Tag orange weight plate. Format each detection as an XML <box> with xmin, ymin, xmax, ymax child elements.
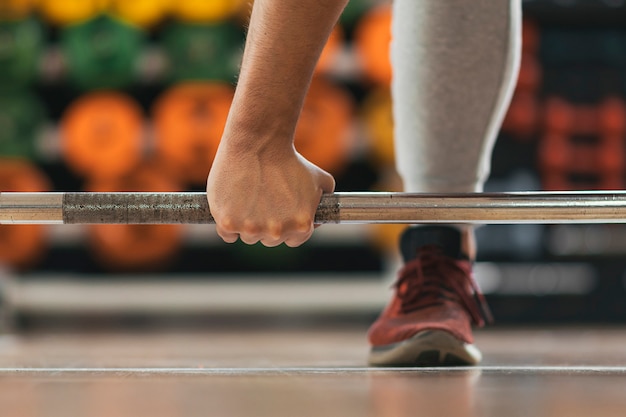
<box><xmin>501</xmin><ymin>91</ymin><xmax>539</xmax><ymax>139</ymax></box>
<box><xmin>87</xmin><ymin>163</ymin><xmax>183</xmax><ymax>271</ymax></box>
<box><xmin>598</xmin><ymin>97</ymin><xmax>626</xmax><ymax>136</ymax></box>
<box><xmin>153</xmin><ymin>82</ymin><xmax>233</xmax><ymax>186</ymax></box>
<box><xmin>516</xmin><ymin>53</ymin><xmax>542</xmax><ymax>93</ymax></box>
<box><xmin>61</xmin><ymin>92</ymin><xmax>144</xmax><ymax>180</ymax></box>
<box><xmin>354</xmin><ymin>5</ymin><xmax>391</xmax><ymax>86</ymax></box>
<box><xmin>544</xmin><ymin>97</ymin><xmax>574</xmax><ymax>135</ymax></box>
<box><xmin>538</xmin><ymin>133</ymin><xmax>569</xmax><ymax>172</ymax></box>
<box><xmin>315</xmin><ymin>25</ymin><xmax>343</xmax><ymax>75</ymax></box>
<box><xmin>522</xmin><ymin>19</ymin><xmax>540</xmax><ymax>55</ymax></box>
<box><xmin>0</xmin><ymin>158</ymin><xmax>50</xmax><ymax>270</ymax></box>
<box><xmin>545</xmin><ymin>97</ymin><xmax>626</xmax><ymax>137</ymax></box>
<box><xmin>294</xmin><ymin>77</ymin><xmax>354</xmax><ymax>175</ymax></box>
<box><xmin>596</xmin><ymin>140</ymin><xmax>624</xmax><ymax>174</ymax></box>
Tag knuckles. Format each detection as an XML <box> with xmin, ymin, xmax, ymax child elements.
<box><xmin>266</xmin><ymin>220</ymin><xmax>284</xmax><ymax>241</ymax></box>
<box><xmin>214</xmin><ymin>214</ymin><xmax>314</xmax><ymax>245</ymax></box>
<box><xmin>215</xmin><ymin>214</ymin><xmax>237</xmax><ymax>233</ymax></box>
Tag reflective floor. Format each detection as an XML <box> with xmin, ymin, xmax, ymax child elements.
<box><xmin>1</xmin><ymin>327</ymin><xmax>626</xmax><ymax>417</ymax></box>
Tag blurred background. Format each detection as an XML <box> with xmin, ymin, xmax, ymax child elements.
<box><xmin>1</xmin><ymin>0</ymin><xmax>626</xmax><ymax>332</ymax></box>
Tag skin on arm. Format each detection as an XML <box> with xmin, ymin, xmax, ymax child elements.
<box><xmin>207</xmin><ymin>0</ymin><xmax>348</xmax><ymax>247</ymax></box>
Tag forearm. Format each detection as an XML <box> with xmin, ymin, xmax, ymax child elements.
<box><xmin>224</xmin><ymin>0</ymin><xmax>348</xmax><ymax>149</ymax></box>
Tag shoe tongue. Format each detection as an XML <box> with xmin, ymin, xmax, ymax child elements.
<box><xmin>400</xmin><ymin>226</ymin><xmax>467</xmax><ymax>262</ymax></box>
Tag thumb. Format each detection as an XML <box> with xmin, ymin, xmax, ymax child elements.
<box><xmin>314</xmin><ymin>171</ymin><xmax>335</xmax><ymax>229</ymax></box>
<box><xmin>318</xmin><ymin>170</ymin><xmax>336</xmax><ymax>194</ymax></box>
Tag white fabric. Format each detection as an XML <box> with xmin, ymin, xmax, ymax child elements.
<box><xmin>391</xmin><ymin>0</ymin><xmax>522</xmax><ymax>193</ymax></box>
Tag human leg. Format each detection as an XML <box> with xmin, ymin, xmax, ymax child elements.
<box><xmin>368</xmin><ymin>0</ymin><xmax>522</xmax><ymax>366</ymax></box>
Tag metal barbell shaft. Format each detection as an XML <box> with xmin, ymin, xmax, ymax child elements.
<box><xmin>2</xmin><ymin>191</ymin><xmax>626</xmax><ymax>225</ymax></box>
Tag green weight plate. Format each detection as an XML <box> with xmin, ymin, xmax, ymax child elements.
<box><xmin>0</xmin><ymin>91</ymin><xmax>46</xmax><ymax>160</ymax></box>
<box><xmin>161</xmin><ymin>22</ymin><xmax>244</xmax><ymax>83</ymax></box>
<box><xmin>0</xmin><ymin>18</ymin><xmax>43</xmax><ymax>88</ymax></box>
<box><xmin>61</xmin><ymin>14</ymin><xmax>145</xmax><ymax>90</ymax></box>
<box><xmin>340</xmin><ymin>0</ymin><xmax>377</xmax><ymax>32</ymax></box>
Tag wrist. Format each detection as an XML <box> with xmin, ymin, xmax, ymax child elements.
<box><xmin>221</xmin><ymin>101</ymin><xmax>299</xmax><ymax>153</ymax></box>
<box><xmin>219</xmin><ymin>120</ymin><xmax>295</xmax><ymax>159</ymax></box>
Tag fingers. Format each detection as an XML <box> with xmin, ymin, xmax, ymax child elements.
<box><xmin>214</xmin><ymin>217</ymin><xmax>240</xmax><ymax>243</ymax></box>
<box><xmin>218</xmin><ymin>231</ymin><xmax>240</xmax><ymax>244</ymax></box>
<box><xmin>214</xmin><ymin>214</ymin><xmax>315</xmax><ymax>248</ymax></box>
<box><xmin>284</xmin><ymin>220</ymin><xmax>314</xmax><ymax>247</ymax></box>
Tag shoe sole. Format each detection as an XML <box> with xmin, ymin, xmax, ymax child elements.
<box><xmin>368</xmin><ymin>330</ymin><xmax>482</xmax><ymax>367</ymax></box>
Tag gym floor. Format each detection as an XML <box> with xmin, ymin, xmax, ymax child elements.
<box><xmin>1</xmin><ymin>327</ymin><xmax>626</xmax><ymax>417</ymax></box>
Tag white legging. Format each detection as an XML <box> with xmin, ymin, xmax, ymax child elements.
<box><xmin>392</xmin><ymin>0</ymin><xmax>522</xmax><ymax>193</ymax></box>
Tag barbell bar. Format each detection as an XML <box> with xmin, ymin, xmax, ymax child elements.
<box><xmin>2</xmin><ymin>191</ymin><xmax>626</xmax><ymax>225</ymax></box>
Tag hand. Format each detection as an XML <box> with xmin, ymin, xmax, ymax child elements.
<box><xmin>207</xmin><ymin>141</ymin><xmax>335</xmax><ymax>247</ymax></box>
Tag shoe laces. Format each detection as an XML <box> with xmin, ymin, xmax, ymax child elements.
<box><xmin>394</xmin><ymin>245</ymin><xmax>493</xmax><ymax>326</ymax></box>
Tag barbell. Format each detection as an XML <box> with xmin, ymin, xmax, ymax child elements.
<box><xmin>2</xmin><ymin>191</ymin><xmax>626</xmax><ymax>225</ymax></box>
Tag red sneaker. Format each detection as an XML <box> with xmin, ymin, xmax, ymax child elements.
<box><xmin>368</xmin><ymin>226</ymin><xmax>492</xmax><ymax>366</ymax></box>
